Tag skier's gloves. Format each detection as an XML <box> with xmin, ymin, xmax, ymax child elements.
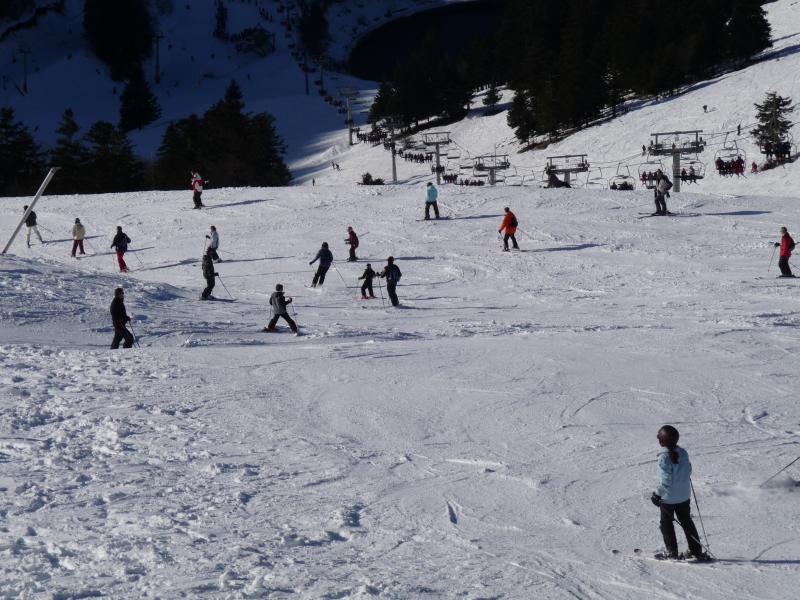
<box><xmin>650</xmin><ymin>493</ymin><xmax>661</xmax><ymax>507</ymax></box>
<box><xmin>775</xmin><ymin>243</ymin><xmax>781</xmax><ymax>247</ymax></box>
<box><xmin>206</xmin><ymin>235</ymin><xmax>210</xmax><ymax>239</ymax></box>
<box><xmin>215</xmin><ymin>272</ymin><xmax>219</xmax><ymax>276</ymax></box>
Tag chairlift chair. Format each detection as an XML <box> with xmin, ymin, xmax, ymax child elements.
<box><xmin>637</xmin><ymin>160</ymin><xmax>664</xmax><ymax>189</ymax></box>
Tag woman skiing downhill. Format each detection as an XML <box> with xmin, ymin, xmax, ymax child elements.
<box><xmin>651</xmin><ymin>425</ymin><xmax>709</xmax><ymax>560</ymax></box>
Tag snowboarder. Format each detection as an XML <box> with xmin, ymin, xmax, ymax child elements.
<box><xmin>651</xmin><ymin>425</ymin><xmax>708</xmax><ymax>560</ymax></box>
<box><xmin>358</xmin><ymin>263</ymin><xmax>377</xmax><ymax>299</ymax></box>
<box><xmin>110</xmin><ymin>287</ymin><xmax>134</xmax><ymax>349</ymax></box>
<box><xmin>191</xmin><ymin>170</ymin><xmax>204</xmax><ymax>208</ymax></box>
<box><xmin>111</xmin><ymin>226</ymin><xmax>131</xmax><ymax>272</ymax></box>
<box><xmin>424</xmin><ymin>182</ymin><xmax>440</xmax><ymax>220</ymax></box>
<box><xmin>654</xmin><ymin>170</ymin><xmax>672</xmax><ymax>215</ymax></box>
<box><xmin>23</xmin><ymin>205</ymin><xmax>44</xmax><ymax>247</ymax></box>
<box><xmin>498</xmin><ymin>207</ymin><xmax>519</xmax><ymax>251</ymax></box>
<box><xmin>200</xmin><ymin>251</ymin><xmax>218</xmax><ymax>299</ymax></box>
<box><xmin>345</xmin><ymin>226</ymin><xmax>359</xmax><ymax>262</ymax></box>
<box><xmin>71</xmin><ymin>218</ymin><xmax>86</xmax><ymax>257</ymax></box>
<box><xmin>378</xmin><ymin>256</ymin><xmax>402</xmax><ymax>306</ymax></box>
<box><xmin>775</xmin><ymin>226</ymin><xmax>796</xmax><ymax>277</ymax></box>
<box><xmin>264</xmin><ymin>284</ymin><xmax>298</xmax><ymax>333</ymax></box>
<box><xmin>206</xmin><ymin>225</ymin><xmax>221</xmax><ymax>262</ymax></box>
<box><xmin>309</xmin><ymin>242</ymin><xmax>333</xmax><ymax>287</ymax></box>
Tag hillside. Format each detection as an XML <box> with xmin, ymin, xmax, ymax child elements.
<box><xmin>2</xmin><ymin>182</ymin><xmax>800</xmax><ymax>597</ymax></box>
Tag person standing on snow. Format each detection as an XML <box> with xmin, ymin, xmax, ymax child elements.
<box><xmin>206</xmin><ymin>225</ymin><xmax>221</xmax><ymax>262</ymax></box>
<box><xmin>498</xmin><ymin>207</ymin><xmax>520</xmax><ymax>251</ymax></box>
<box><xmin>345</xmin><ymin>226</ymin><xmax>359</xmax><ymax>262</ymax></box>
<box><xmin>424</xmin><ymin>182</ymin><xmax>440</xmax><ymax>220</ymax></box>
<box><xmin>264</xmin><ymin>284</ymin><xmax>298</xmax><ymax>333</ymax></box>
<box><xmin>654</xmin><ymin>170</ymin><xmax>672</xmax><ymax>215</ymax></box>
<box><xmin>23</xmin><ymin>205</ymin><xmax>44</xmax><ymax>247</ymax></box>
<box><xmin>309</xmin><ymin>242</ymin><xmax>333</xmax><ymax>287</ymax></box>
<box><xmin>71</xmin><ymin>218</ymin><xmax>86</xmax><ymax>257</ymax></box>
<box><xmin>775</xmin><ymin>226</ymin><xmax>796</xmax><ymax>278</ymax></box>
<box><xmin>111</xmin><ymin>226</ymin><xmax>131</xmax><ymax>272</ymax></box>
<box><xmin>200</xmin><ymin>251</ymin><xmax>218</xmax><ymax>299</ymax></box>
<box><xmin>378</xmin><ymin>256</ymin><xmax>402</xmax><ymax>306</ymax></box>
<box><xmin>651</xmin><ymin>425</ymin><xmax>709</xmax><ymax>560</ymax></box>
<box><xmin>358</xmin><ymin>263</ymin><xmax>376</xmax><ymax>299</ymax></box>
<box><xmin>110</xmin><ymin>287</ymin><xmax>134</xmax><ymax>349</ymax></box>
<box><xmin>191</xmin><ymin>170</ymin><xmax>204</xmax><ymax>209</ymax></box>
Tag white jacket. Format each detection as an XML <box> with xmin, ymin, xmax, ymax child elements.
<box><xmin>209</xmin><ymin>230</ymin><xmax>219</xmax><ymax>249</ymax></box>
<box><xmin>72</xmin><ymin>223</ymin><xmax>86</xmax><ymax>240</ymax></box>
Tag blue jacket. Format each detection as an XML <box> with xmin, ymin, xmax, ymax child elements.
<box><xmin>655</xmin><ymin>447</ymin><xmax>692</xmax><ymax>504</ymax></box>
<box><xmin>426</xmin><ymin>186</ymin><xmax>438</xmax><ymax>203</ymax></box>
<box><xmin>311</xmin><ymin>248</ymin><xmax>333</xmax><ymax>268</ymax></box>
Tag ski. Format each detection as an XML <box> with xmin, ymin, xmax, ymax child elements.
<box><xmin>621</xmin><ymin>548</ymin><xmax>714</xmax><ymax>563</ymax></box>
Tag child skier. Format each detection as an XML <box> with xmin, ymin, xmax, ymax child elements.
<box><xmin>345</xmin><ymin>226</ymin><xmax>359</xmax><ymax>262</ymax></box>
<box><xmin>200</xmin><ymin>251</ymin><xmax>218</xmax><ymax>299</ymax></box>
<box><xmin>191</xmin><ymin>170</ymin><xmax>204</xmax><ymax>209</ymax></box>
<box><xmin>651</xmin><ymin>425</ymin><xmax>709</xmax><ymax>560</ymax></box>
<box><xmin>358</xmin><ymin>263</ymin><xmax>376</xmax><ymax>299</ymax></box>
<box><xmin>264</xmin><ymin>284</ymin><xmax>298</xmax><ymax>333</ymax></box>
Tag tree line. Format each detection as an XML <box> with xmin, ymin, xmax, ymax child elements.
<box><xmin>367</xmin><ymin>0</ymin><xmax>772</xmax><ymax>143</ymax></box>
<box><xmin>0</xmin><ymin>81</ymin><xmax>291</xmax><ymax>197</ymax></box>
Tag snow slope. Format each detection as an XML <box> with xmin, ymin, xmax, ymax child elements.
<box><xmin>2</xmin><ymin>183</ymin><xmax>800</xmax><ymax>598</ymax></box>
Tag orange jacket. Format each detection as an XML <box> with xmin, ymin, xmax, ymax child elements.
<box><xmin>499</xmin><ymin>211</ymin><xmax>517</xmax><ymax>234</ymax></box>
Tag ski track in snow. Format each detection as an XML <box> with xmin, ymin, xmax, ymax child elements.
<box><xmin>2</xmin><ymin>183</ymin><xmax>800</xmax><ymax>598</ymax></box>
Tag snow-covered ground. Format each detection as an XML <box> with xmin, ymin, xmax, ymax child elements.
<box><xmin>2</xmin><ymin>183</ymin><xmax>800</xmax><ymax>598</ymax></box>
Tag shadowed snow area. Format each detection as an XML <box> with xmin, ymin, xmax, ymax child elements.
<box><xmin>1</xmin><ymin>185</ymin><xmax>800</xmax><ymax>598</ymax></box>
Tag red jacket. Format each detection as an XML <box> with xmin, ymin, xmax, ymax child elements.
<box><xmin>346</xmin><ymin>230</ymin><xmax>359</xmax><ymax>247</ymax></box>
<box><xmin>191</xmin><ymin>173</ymin><xmax>203</xmax><ymax>192</ymax></box>
<box><xmin>499</xmin><ymin>211</ymin><xmax>517</xmax><ymax>235</ymax></box>
<box><xmin>780</xmin><ymin>233</ymin><xmax>794</xmax><ymax>258</ymax></box>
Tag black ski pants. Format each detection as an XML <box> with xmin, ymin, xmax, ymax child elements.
<box><xmin>193</xmin><ymin>191</ymin><xmax>203</xmax><ymax>208</ymax></box>
<box><xmin>654</xmin><ymin>192</ymin><xmax>667</xmax><ymax>215</ymax></box>
<box><xmin>312</xmin><ymin>265</ymin><xmax>329</xmax><ymax>286</ymax></box>
<box><xmin>659</xmin><ymin>500</ymin><xmax>703</xmax><ymax>556</ymax></box>
<box><xmin>348</xmin><ymin>245</ymin><xmax>357</xmax><ymax>261</ymax></box>
<box><xmin>207</xmin><ymin>248</ymin><xmax>220</xmax><ymax>261</ymax></box>
<box><xmin>202</xmin><ymin>276</ymin><xmax>215</xmax><ymax>299</ymax></box>
<box><xmin>778</xmin><ymin>257</ymin><xmax>793</xmax><ymax>277</ymax></box>
<box><xmin>503</xmin><ymin>233</ymin><xmax>519</xmax><ymax>250</ymax></box>
<box><xmin>111</xmin><ymin>326</ymin><xmax>134</xmax><ymax>349</ymax></box>
<box><xmin>425</xmin><ymin>202</ymin><xmax>439</xmax><ymax>220</ymax></box>
<box><xmin>267</xmin><ymin>313</ymin><xmax>297</xmax><ymax>332</ymax></box>
<box><xmin>361</xmin><ymin>280</ymin><xmax>374</xmax><ymax>297</ymax></box>
<box><xmin>387</xmin><ymin>282</ymin><xmax>399</xmax><ymax>306</ymax></box>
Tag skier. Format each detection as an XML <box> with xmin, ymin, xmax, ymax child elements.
<box><xmin>191</xmin><ymin>169</ymin><xmax>204</xmax><ymax>209</ymax></box>
<box><xmin>23</xmin><ymin>205</ymin><xmax>44</xmax><ymax>247</ymax></box>
<box><xmin>651</xmin><ymin>425</ymin><xmax>709</xmax><ymax>560</ymax></box>
<box><xmin>378</xmin><ymin>256</ymin><xmax>402</xmax><ymax>306</ymax></box>
<box><xmin>200</xmin><ymin>251</ymin><xmax>218</xmax><ymax>299</ymax></box>
<box><xmin>358</xmin><ymin>263</ymin><xmax>377</xmax><ymax>299</ymax></box>
<box><xmin>653</xmin><ymin>170</ymin><xmax>672</xmax><ymax>215</ymax></box>
<box><xmin>264</xmin><ymin>284</ymin><xmax>298</xmax><ymax>333</ymax></box>
<box><xmin>110</xmin><ymin>287</ymin><xmax>134</xmax><ymax>349</ymax></box>
<box><xmin>424</xmin><ymin>182</ymin><xmax>440</xmax><ymax>220</ymax></box>
<box><xmin>498</xmin><ymin>207</ymin><xmax>519</xmax><ymax>251</ymax></box>
<box><xmin>345</xmin><ymin>226</ymin><xmax>359</xmax><ymax>262</ymax></box>
<box><xmin>309</xmin><ymin>242</ymin><xmax>333</xmax><ymax>287</ymax></box>
<box><xmin>111</xmin><ymin>226</ymin><xmax>131</xmax><ymax>272</ymax></box>
<box><xmin>206</xmin><ymin>225</ymin><xmax>221</xmax><ymax>262</ymax></box>
<box><xmin>71</xmin><ymin>218</ymin><xmax>86</xmax><ymax>257</ymax></box>
<box><xmin>774</xmin><ymin>226</ymin><xmax>796</xmax><ymax>278</ymax></box>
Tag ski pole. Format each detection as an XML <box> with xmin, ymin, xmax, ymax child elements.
<box><xmin>128</xmin><ymin>322</ymin><xmax>141</xmax><ymax>348</ymax></box>
<box><xmin>690</xmin><ymin>479</ymin><xmax>711</xmax><ymax>553</ymax></box>
<box><xmin>760</xmin><ymin>455</ymin><xmax>800</xmax><ymax>487</ymax></box>
<box><xmin>768</xmin><ymin>245</ymin><xmax>777</xmax><ymax>272</ymax></box>
<box><xmin>377</xmin><ymin>275</ymin><xmax>386</xmax><ymax>308</ymax></box>
<box><xmin>331</xmin><ymin>263</ymin><xmax>350</xmax><ymax>291</ymax></box>
<box><xmin>133</xmin><ymin>249</ymin><xmax>145</xmax><ymax>268</ymax></box>
<box><xmin>217</xmin><ymin>274</ymin><xmax>233</xmax><ymax>299</ymax></box>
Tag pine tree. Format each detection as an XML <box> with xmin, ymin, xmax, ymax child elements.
<box><xmin>507</xmin><ymin>90</ymin><xmax>537</xmax><ymax>145</ymax></box>
<box><xmin>483</xmin><ymin>83</ymin><xmax>501</xmax><ymax>110</ymax></box>
<box><xmin>50</xmin><ymin>108</ymin><xmax>89</xmax><ymax>194</ymax></box>
<box><xmin>84</xmin><ymin>0</ymin><xmax>155</xmax><ymax>81</ymax></box>
<box><xmin>214</xmin><ymin>0</ymin><xmax>228</xmax><ymax>41</ymax></box>
<box><xmin>726</xmin><ymin>0</ymin><xmax>771</xmax><ymax>62</ymax></box>
<box><xmin>0</xmin><ymin>107</ymin><xmax>44</xmax><ymax>196</ymax></box>
<box><xmin>119</xmin><ymin>67</ymin><xmax>161</xmax><ymax>132</ymax></box>
<box><xmin>751</xmin><ymin>92</ymin><xmax>794</xmax><ymax>155</ymax></box>
<box><xmin>83</xmin><ymin>121</ymin><xmax>145</xmax><ymax>193</ymax></box>
<box><xmin>153</xmin><ymin>115</ymin><xmax>201</xmax><ymax>189</ymax></box>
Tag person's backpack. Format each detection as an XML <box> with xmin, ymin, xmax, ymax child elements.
<box><xmin>664</xmin><ymin>178</ymin><xmax>673</xmax><ymax>191</ymax></box>
<box><xmin>509</xmin><ymin>214</ymin><xmax>518</xmax><ymax>228</ymax></box>
<box><xmin>790</xmin><ymin>238</ymin><xmax>796</xmax><ymax>251</ymax></box>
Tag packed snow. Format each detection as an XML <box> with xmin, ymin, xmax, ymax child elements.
<box><xmin>2</xmin><ymin>183</ymin><xmax>800</xmax><ymax>598</ymax></box>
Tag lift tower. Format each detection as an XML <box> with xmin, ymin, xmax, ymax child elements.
<box><xmin>647</xmin><ymin>131</ymin><xmax>705</xmax><ymax>193</ymax></box>
<box><xmin>545</xmin><ymin>154</ymin><xmax>589</xmax><ymax>186</ymax></box>
<box><xmin>473</xmin><ymin>154</ymin><xmax>511</xmax><ymax>186</ymax></box>
<box><xmin>423</xmin><ymin>132</ymin><xmax>451</xmax><ymax>185</ymax></box>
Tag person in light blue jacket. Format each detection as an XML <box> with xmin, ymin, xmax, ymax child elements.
<box><xmin>651</xmin><ymin>425</ymin><xmax>708</xmax><ymax>560</ymax></box>
<box><xmin>424</xmin><ymin>182</ymin><xmax>439</xmax><ymax>220</ymax></box>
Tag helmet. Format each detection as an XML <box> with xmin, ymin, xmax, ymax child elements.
<box><xmin>322</xmin><ymin>242</ymin><xmax>329</xmax><ymax>249</ymax></box>
<box><xmin>276</xmin><ymin>283</ymin><xmax>283</xmax><ymax>291</ymax></box>
<box><xmin>657</xmin><ymin>425</ymin><xmax>679</xmax><ymax>446</ymax></box>
<box><xmin>387</xmin><ymin>256</ymin><xmax>394</xmax><ymax>263</ymax></box>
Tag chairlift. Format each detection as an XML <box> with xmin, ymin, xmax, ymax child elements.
<box><xmin>679</xmin><ymin>159</ymin><xmax>705</xmax><ymax>183</ymax></box>
<box><xmin>637</xmin><ymin>160</ymin><xmax>664</xmax><ymax>189</ymax></box>
<box><xmin>609</xmin><ymin>165</ymin><xmax>636</xmax><ymax>190</ymax></box>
